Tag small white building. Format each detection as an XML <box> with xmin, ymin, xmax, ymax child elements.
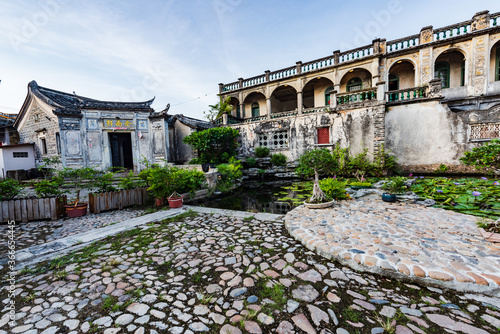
<box><xmin>0</xmin><ymin>143</ymin><xmax>35</xmax><ymax>179</ymax></box>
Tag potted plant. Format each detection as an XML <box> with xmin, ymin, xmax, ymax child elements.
<box><xmin>167</xmin><ymin>191</ymin><xmax>183</xmax><ymax>208</ymax></box>
<box><xmin>296</xmin><ymin>148</ymin><xmax>337</xmax><ymax>208</ymax></box>
<box><xmin>381</xmin><ymin>176</ymin><xmax>409</xmax><ymax>202</ymax></box>
<box><xmin>350</xmin><ymin>170</ymin><xmax>372</xmax><ymax>189</ymax></box>
<box><xmin>60</xmin><ymin>167</ymin><xmax>97</xmax><ymax>217</ymax></box>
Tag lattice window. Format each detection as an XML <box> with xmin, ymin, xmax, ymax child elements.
<box><xmin>258</xmin><ymin>131</ymin><xmax>288</xmax><ymax>149</ymax></box>
<box><xmin>317</xmin><ymin>127</ymin><xmax>330</xmax><ymax>144</ymax></box>
<box><xmin>13</xmin><ymin>152</ymin><xmax>29</xmax><ymax>158</ymax></box>
<box><xmin>470</xmin><ymin>123</ymin><xmax>500</xmax><ymax>140</ymax></box>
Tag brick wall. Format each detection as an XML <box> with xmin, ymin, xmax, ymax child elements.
<box><xmin>18</xmin><ymin>103</ymin><xmax>61</xmax><ymax>165</ymax></box>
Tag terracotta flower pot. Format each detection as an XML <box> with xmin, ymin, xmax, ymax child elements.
<box><xmin>64</xmin><ymin>203</ymin><xmax>88</xmax><ymax>218</ymax></box>
<box><xmin>155</xmin><ymin>198</ymin><xmax>164</xmax><ymax>207</ymax></box>
<box><xmin>168</xmin><ymin>196</ymin><xmax>183</xmax><ymax>208</ymax></box>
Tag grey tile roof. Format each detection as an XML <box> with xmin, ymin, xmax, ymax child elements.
<box><xmin>167</xmin><ymin>114</ymin><xmax>212</xmax><ymax>129</ymax></box>
<box><xmin>29</xmin><ymin>81</ymin><xmax>155</xmax><ymax>116</ymax></box>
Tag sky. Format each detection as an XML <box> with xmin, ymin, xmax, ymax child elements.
<box><xmin>1</xmin><ymin>0</ymin><xmax>499</xmax><ymax>120</ymax></box>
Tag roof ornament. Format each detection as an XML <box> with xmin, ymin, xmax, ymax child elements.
<box><xmin>162</xmin><ymin>103</ymin><xmax>170</xmax><ymax>114</ymax></box>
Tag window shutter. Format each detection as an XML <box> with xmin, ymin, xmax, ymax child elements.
<box><xmin>317</xmin><ymin>127</ymin><xmax>329</xmax><ymax>144</ymax></box>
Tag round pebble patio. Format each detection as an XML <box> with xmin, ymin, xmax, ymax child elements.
<box><xmin>285</xmin><ymin>198</ymin><xmax>500</xmax><ymax>296</ymax></box>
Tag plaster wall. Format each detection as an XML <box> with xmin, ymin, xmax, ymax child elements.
<box><xmin>0</xmin><ymin>146</ymin><xmax>35</xmax><ymax>173</ymax></box>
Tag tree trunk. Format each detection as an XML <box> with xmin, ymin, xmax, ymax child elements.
<box><xmin>309</xmin><ymin>170</ymin><xmax>328</xmax><ymax>203</ymax></box>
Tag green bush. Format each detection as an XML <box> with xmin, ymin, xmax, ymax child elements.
<box><xmin>460</xmin><ymin>139</ymin><xmax>500</xmax><ymax>175</ymax></box>
<box><xmin>382</xmin><ymin>176</ymin><xmax>409</xmax><ymax>194</ymax></box>
<box><xmin>297</xmin><ymin>148</ymin><xmax>337</xmax><ymax>203</ymax></box>
<box><xmin>270</xmin><ymin>153</ymin><xmax>287</xmax><ymax>166</ymax></box>
<box><xmin>0</xmin><ymin>178</ymin><xmax>22</xmax><ymax>201</ymax></box>
<box><xmin>145</xmin><ymin>165</ymin><xmax>205</xmax><ymax>200</ymax></box>
<box><xmin>94</xmin><ymin>171</ymin><xmax>117</xmax><ymax>193</ymax></box>
<box><xmin>183</xmin><ymin>127</ymin><xmax>240</xmax><ymax>164</ymax></box>
<box><xmin>59</xmin><ymin>167</ymin><xmax>98</xmax><ymax>203</ymax></box>
<box><xmin>33</xmin><ymin>176</ymin><xmax>64</xmax><ymax>198</ymax></box>
<box><xmin>319</xmin><ymin>178</ymin><xmax>349</xmax><ymax>200</ymax></box>
<box><xmin>246</xmin><ymin>157</ymin><xmax>257</xmax><ymax>168</ymax></box>
<box><xmin>119</xmin><ymin>170</ymin><xmax>144</xmax><ymax>190</ymax></box>
<box><xmin>216</xmin><ymin>158</ymin><xmax>242</xmax><ymax>193</ymax></box>
<box><xmin>255</xmin><ymin>147</ymin><xmax>270</xmax><ymax>158</ymax></box>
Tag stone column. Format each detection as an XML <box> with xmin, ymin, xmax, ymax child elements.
<box><xmin>330</xmin><ymin>90</ymin><xmax>337</xmax><ymax>109</ymax></box>
<box><xmin>265</xmin><ymin>70</ymin><xmax>271</xmax><ymax>82</ymax></box>
<box><xmin>377</xmin><ymin>81</ymin><xmax>386</xmax><ymax>101</ymax></box>
<box><xmin>266</xmin><ymin>98</ymin><xmax>272</xmax><ymax>119</ymax></box>
<box><xmin>239</xmin><ymin>103</ymin><xmax>245</xmax><ymax>118</ymax></box>
<box><xmin>296</xmin><ymin>61</ymin><xmax>303</xmax><ymax>75</ymax></box>
<box><xmin>222</xmin><ymin>113</ymin><xmax>228</xmax><ymax>125</ymax></box>
<box><xmin>238</xmin><ymin>78</ymin><xmax>243</xmax><ymax>89</ymax></box>
<box><xmin>471</xmin><ymin>10</ymin><xmax>490</xmax><ymax>31</ymax></box>
<box><xmin>297</xmin><ymin>91</ymin><xmax>303</xmax><ymax>115</ymax></box>
<box><xmin>333</xmin><ymin>50</ymin><xmax>340</xmax><ymax>65</ymax></box>
<box><xmin>420</xmin><ymin>26</ymin><xmax>434</xmax><ymax>44</ymax></box>
<box><xmin>218</xmin><ymin>83</ymin><xmax>224</xmax><ymax>94</ymax></box>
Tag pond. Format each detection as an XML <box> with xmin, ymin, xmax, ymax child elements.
<box><xmin>193</xmin><ymin>180</ymin><xmax>312</xmax><ymax>214</ymax></box>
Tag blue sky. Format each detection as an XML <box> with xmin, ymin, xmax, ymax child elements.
<box><xmin>1</xmin><ymin>0</ymin><xmax>499</xmax><ymax>119</ymax></box>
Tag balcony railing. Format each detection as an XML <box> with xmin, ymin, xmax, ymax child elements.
<box><xmin>302</xmin><ymin>56</ymin><xmax>335</xmax><ymax>73</ymax></box>
<box><xmin>338</xmin><ymin>45</ymin><xmax>374</xmax><ymax>63</ymax></box>
<box><xmin>491</xmin><ymin>12</ymin><xmax>500</xmax><ymax>27</ymax></box>
<box><xmin>269</xmin><ymin>66</ymin><xmax>297</xmax><ymax>81</ymax></box>
<box><xmin>434</xmin><ymin>22</ymin><xmax>472</xmax><ymax>41</ymax></box>
<box><xmin>270</xmin><ymin>110</ymin><xmax>298</xmax><ymax>119</ymax></box>
<box><xmin>243</xmin><ymin>115</ymin><xmax>268</xmax><ymax>123</ymax></box>
<box><xmin>387</xmin><ymin>34</ymin><xmax>419</xmax><ymax>53</ymax></box>
<box><xmin>337</xmin><ymin>88</ymin><xmax>377</xmax><ymax>105</ymax></box>
<box><xmin>303</xmin><ymin>106</ymin><xmax>330</xmax><ymax>114</ymax></box>
<box><xmin>386</xmin><ymin>86</ymin><xmax>428</xmax><ymax>103</ymax></box>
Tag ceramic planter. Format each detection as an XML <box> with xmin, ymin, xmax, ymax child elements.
<box><xmin>168</xmin><ymin>196</ymin><xmax>183</xmax><ymax>208</ymax></box>
<box><xmin>64</xmin><ymin>203</ymin><xmax>88</xmax><ymax>218</ymax></box>
<box><xmin>382</xmin><ymin>193</ymin><xmax>397</xmax><ymax>202</ymax></box>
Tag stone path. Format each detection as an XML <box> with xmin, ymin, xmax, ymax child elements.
<box><xmin>0</xmin><ymin>209</ymin><xmax>145</xmax><ymax>256</ymax></box>
<box><xmin>1</xmin><ymin>207</ymin><xmax>499</xmax><ymax>333</ymax></box>
<box><xmin>286</xmin><ymin>199</ymin><xmax>500</xmax><ymax>296</ymax></box>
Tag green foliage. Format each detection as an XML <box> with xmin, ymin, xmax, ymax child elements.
<box><xmin>412</xmin><ymin>177</ymin><xmax>500</xmax><ymax>219</ymax></box>
<box><xmin>216</xmin><ymin>157</ymin><xmax>242</xmax><ymax>193</ymax></box>
<box><xmin>270</xmin><ymin>153</ymin><xmax>287</xmax><ymax>166</ymax></box>
<box><xmin>59</xmin><ymin>167</ymin><xmax>98</xmax><ymax>202</ymax></box>
<box><xmin>119</xmin><ymin>170</ymin><xmax>144</xmax><ymax>190</ymax></box>
<box><xmin>94</xmin><ymin>171</ymin><xmax>117</xmax><ymax>193</ymax></box>
<box><xmin>204</xmin><ymin>96</ymin><xmax>233</xmax><ymax>122</ymax></box>
<box><xmin>382</xmin><ymin>176</ymin><xmax>409</xmax><ymax>194</ymax></box>
<box><xmin>319</xmin><ymin>178</ymin><xmax>349</xmax><ymax>200</ymax></box>
<box><xmin>460</xmin><ymin>139</ymin><xmax>500</xmax><ymax>175</ymax></box>
<box><xmin>255</xmin><ymin>146</ymin><xmax>270</xmax><ymax>158</ymax></box>
<box><xmin>145</xmin><ymin>165</ymin><xmax>205</xmax><ymax>200</ymax></box>
<box><xmin>33</xmin><ymin>176</ymin><xmax>64</xmax><ymax>197</ymax></box>
<box><xmin>37</xmin><ymin>156</ymin><xmax>61</xmax><ymax>178</ymax></box>
<box><xmin>183</xmin><ymin>127</ymin><xmax>240</xmax><ymax>164</ymax></box>
<box><xmin>296</xmin><ymin>148</ymin><xmax>337</xmax><ymax>179</ymax></box>
<box><xmin>0</xmin><ymin>178</ymin><xmax>22</xmax><ymax>201</ymax></box>
<box><xmin>434</xmin><ymin>163</ymin><xmax>449</xmax><ymax>174</ymax></box>
<box><xmin>350</xmin><ymin>181</ymin><xmax>372</xmax><ymax>187</ymax></box>
<box><xmin>246</xmin><ymin>157</ymin><xmax>257</xmax><ymax>168</ymax></box>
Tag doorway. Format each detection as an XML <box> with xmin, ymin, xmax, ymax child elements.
<box><xmin>109</xmin><ymin>133</ymin><xmax>133</xmax><ymax>170</ymax></box>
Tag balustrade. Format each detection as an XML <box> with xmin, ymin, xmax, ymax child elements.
<box><xmin>243</xmin><ymin>115</ymin><xmax>268</xmax><ymax>123</ymax></box>
<box><xmin>222</xmin><ymin>82</ymin><xmax>239</xmax><ymax>92</ymax></box>
<box><xmin>302</xmin><ymin>106</ymin><xmax>329</xmax><ymax>114</ymax></box>
<box><xmin>491</xmin><ymin>13</ymin><xmax>500</xmax><ymax>27</ymax></box>
<box><xmin>338</xmin><ymin>46</ymin><xmax>374</xmax><ymax>64</ymax></box>
<box><xmin>243</xmin><ymin>75</ymin><xmax>265</xmax><ymax>88</ymax></box>
<box><xmin>301</xmin><ymin>57</ymin><xmax>335</xmax><ymax>73</ymax></box>
<box><xmin>387</xmin><ymin>35</ymin><xmax>419</xmax><ymax>53</ymax></box>
<box><xmin>386</xmin><ymin>86</ymin><xmax>427</xmax><ymax>103</ymax></box>
<box><xmin>434</xmin><ymin>24</ymin><xmax>471</xmax><ymax>41</ymax></box>
<box><xmin>337</xmin><ymin>89</ymin><xmax>377</xmax><ymax>105</ymax></box>
<box><xmin>269</xmin><ymin>67</ymin><xmax>297</xmax><ymax>81</ymax></box>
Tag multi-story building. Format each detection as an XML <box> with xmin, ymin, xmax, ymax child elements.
<box><xmin>217</xmin><ymin>10</ymin><xmax>500</xmax><ymax>172</ymax></box>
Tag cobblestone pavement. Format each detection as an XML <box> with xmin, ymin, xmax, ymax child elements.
<box><xmin>2</xmin><ymin>209</ymin><xmax>499</xmax><ymax>333</ymax></box>
<box><xmin>286</xmin><ymin>199</ymin><xmax>500</xmax><ymax>296</ymax></box>
<box><xmin>0</xmin><ymin>209</ymin><xmax>145</xmax><ymax>256</ymax></box>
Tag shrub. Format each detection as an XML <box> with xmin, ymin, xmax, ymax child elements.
<box><xmin>145</xmin><ymin>165</ymin><xmax>205</xmax><ymax>200</ymax></box>
<box><xmin>246</xmin><ymin>157</ymin><xmax>257</xmax><ymax>168</ymax></box>
<box><xmin>382</xmin><ymin>176</ymin><xmax>409</xmax><ymax>194</ymax></box>
<box><xmin>297</xmin><ymin>149</ymin><xmax>337</xmax><ymax>203</ymax></box>
<box><xmin>0</xmin><ymin>178</ymin><xmax>23</xmax><ymax>201</ymax></box>
<box><xmin>33</xmin><ymin>176</ymin><xmax>64</xmax><ymax>198</ymax></box>
<box><xmin>460</xmin><ymin>139</ymin><xmax>500</xmax><ymax>175</ymax></box>
<box><xmin>94</xmin><ymin>171</ymin><xmax>117</xmax><ymax>193</ymax></box>
<box><xmin>270</xmin><ymin>153</ymin><xmax>287</xmax><ymax>166</ymax></box>
<box><xmin>119</xmin><ymin>171</ymin><xmax>144</xmax><ymax>190</ymax></box>
<box><xmin>59</xmin><ymin>167</ymin><xmax>98</xmax><ymax>203</ymax></box>
<box><xmin>183</xmin><ymin>127</ymin><xmax>240</xmax><ymax>164</ymax></box>
<box><xmin>319</xmin><ymin>178</ymin><xmax>349</xmax><ymax>200</ymax></box>
<box><xmin>255</xmin><ymin>146</ymin><xmax>270</xmax><ymax>158</ymax></box>
<box><xmin>216</xmin><ymin>158</ymin><xmax>242</xmax><ymax>193</ymax></box>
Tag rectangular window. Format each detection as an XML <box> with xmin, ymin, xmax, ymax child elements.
<box><xmin>258</xmin><ymin>131</ymin><xmax>288</xmax><ymax>149</ymax></box>
<box><xmin>41</xmin><ymin>138</ymin><xmax>47</xmax><ymax>154</ymax></box>
<box><xmin>56</xmin><ymin>132</ymin><xmax>61</xmax><ymax>154</ymax></box>
<box><xmin>461</xmin><ymin>63</ymin><xmax>465</xmax><ymax>87</ymax></box>
<box><xmin>317</xmin><ymin>127</ymin><xmax>330</xmax><ymax>144</ymax></box>
<box><xmin>470</xmin><ymin>122</ymin><xmax>500</xmax><ymax>140</ymax></box>
<box><xmin>13</xmin><ymin>152</ymin><xmax>28</xmax><ymax>158</ymax></box>
<box><xmin>496</xmin><ymin>47</ymin><xmax>500</xmax><ymax>81</ymax></box>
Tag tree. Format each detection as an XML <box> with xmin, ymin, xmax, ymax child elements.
<box><xmin>460</xmin><ymin>139</ymin><xmax>500</xmax><ymax>176</ymax></box>
<box><xmin>183</xmin><ymin>127</ymin><xmax>240</xmax><ymax>164</ymax></box>
<box><xmin>296</xmin><ymin>148</ymin><xmax>337</xmax><ymax>203</ymax></box>
<box><xmin>204</xmin><ymin>96</ymin><xmax>234</xmax><ymax>122</ymax></box>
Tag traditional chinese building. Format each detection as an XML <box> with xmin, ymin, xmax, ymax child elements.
<box><xmin>217</xmin><ymin>10</ymin><xmax>500</xmax><ymax>172</ymax></box>
<box><xmin>14</xmin><ymin>81</ymin><xmax>173</xmax><ymax>171</ymax></box>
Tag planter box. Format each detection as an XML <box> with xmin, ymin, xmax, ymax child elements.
<box><xmin>303</xmin><ymin>200</ymin><xmax>335</xmax><ymax>209</ymax></box>
<box><xmin>479</xmin><ymin>228</ymin><xmax>500</xmax><ymax>244</ymax></box>
<box><xmin>0</xmin><ymin>195</ymin><xmax>67</xmax><ymax>223</ymax></box>
<box><xmin>89</xmin><ymin>188</ymin><xmax>148</xmax><ymax>214</ymax></box>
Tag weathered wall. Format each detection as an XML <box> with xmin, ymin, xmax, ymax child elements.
<box><xmin>17</xmin><ymin>98</ymin><xmax>61</xmax><ymax>165</ymax></box>
<box><xmin>173</xmin><ymin>122</ymin><xmax>196</xmax><ymax>164</ymax></box>
<box><xmin>385</xmin><ymin>101</ymin><xmax>468</xmax><ymax>167</ymax></box>
<box><xmin>0</xmin><ymin>146</ymin><xmax>35</xmax><ymax>174</ymax></box>
<box><xmin>233</xmin><ymin>106</ymin><xmax>378</xmax><ymax>161</ymax></box>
